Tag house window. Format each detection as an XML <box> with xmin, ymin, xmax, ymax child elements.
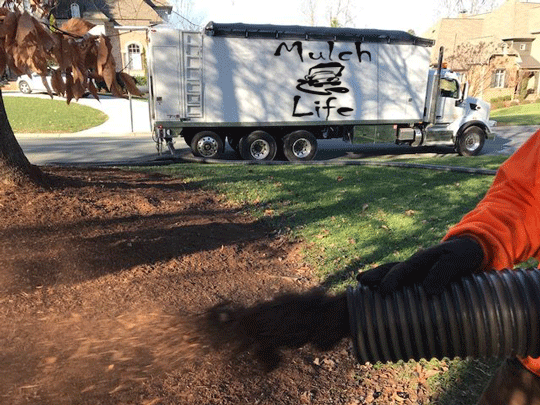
<box><xmin>493</xmin><ymin>69</ymin><xmax>506</xmax><ymax>88</ymax></box>
<box><xmin>70</xmin><ymin>3</ymin><xmax>80</xmax><ymax>18</ymax></box>
<box><xmin>127</xmin><ymin>43</ymin><xmax>142</xmax><ymax>70</ymax></box>
<box><xmin>520</xmin><ymin>44</ymin><xmax>527</xmax><ymax>51</ymax></box>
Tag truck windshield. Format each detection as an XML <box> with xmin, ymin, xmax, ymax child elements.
<box><xmin>440</xmin><ymin>78</ymin><xmax>459</xmax><ymax>98</ymax></box>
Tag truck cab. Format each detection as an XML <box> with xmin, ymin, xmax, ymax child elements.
<box><xmin>423</xmin><ymin>69</ymin><xmax>494</xmax><ymax>156</ymax></box>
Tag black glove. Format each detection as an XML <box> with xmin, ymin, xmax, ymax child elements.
<box><xmin>357</xmin><ymin>237</ymin><xmax>484</xmax><ymax>295</ymax></box>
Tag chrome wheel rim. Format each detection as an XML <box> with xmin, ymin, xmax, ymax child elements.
<box><xmin>250</xmin><ymin>139</ymin><xmax>270</xmax><ymax>159</ymax></box>
<box><xmin>292</xmin><ymin>138</ymin><xmax>311</xmax><ymax>158</ymax></box>
<box><xmin>197</xmin><ymin>136</ymin><xmax>219</xmax><ymax>157</ymax></box>
<box><xmin>464</xmin><ymin>133</ymin><xmax>481</xmax><ymax>152</ymax></box>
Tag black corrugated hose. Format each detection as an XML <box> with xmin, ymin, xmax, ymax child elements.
<box><xmin>346</xmin><ymin>268</ymin><xmax>540</xmax><ymax>364</ymax></box>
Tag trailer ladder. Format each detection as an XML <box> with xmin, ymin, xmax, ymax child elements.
<box><xmin>183</xmin><ymin>32</ymin><xmax>203</xmax><ymax>118</ymax></box>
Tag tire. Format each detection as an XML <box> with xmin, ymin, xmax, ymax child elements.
<box><xmin>456</xmin><ymin>126</ymin><xmax>486</xmax><ymax>156</ymax></box>
<box><xmin>190</xmin><ymin>131</ymin><xmax>224</xmax><ymax>159</ymax></box>
<box><xmin>183</xmin><ymin>134</ymin><xmax>194</xmax><ymax>147</ymax></box>
<box><xmin>283</xmin><ymin>130</ymin><xmax>318</xmax><ymax>162</ymax></box>
<box><xmin>239</xmin><ymin>131</ymin><xmax>277</xmax><ymax>161</ymax></box>
<box><xmin>18</xmin><ymin>80</ymin><xmax>31</xmax><ymax>94</ymax></box>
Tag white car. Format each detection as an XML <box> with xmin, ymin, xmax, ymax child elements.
<box><xmin>16</xmin><ymin>73</ymin><xmax>54</xmax><ymax>94</ymax></box>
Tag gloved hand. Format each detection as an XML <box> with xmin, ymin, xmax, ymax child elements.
<box><xmin>357</xmin><ymin>237</ymin><xmax>484</xmax><ymax>295</ymax></box>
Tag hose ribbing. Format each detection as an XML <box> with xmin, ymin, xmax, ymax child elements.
<box><xmin>346</xmin><ymin>268</ymin><xmax>540</xmax><ymax>364</ymax></box>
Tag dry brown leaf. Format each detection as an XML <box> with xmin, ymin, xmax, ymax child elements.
<box><xmin>1</xmin><ymin>11</ymin><xmax>19</xmax><ymax>47</ymax></box>
<box><xmin>102</xmin><ymin>58</ymin><xmax>116</xmax><ymax>91</ymax></box>
<box><xmin>65</xmin><ymin>71</ymin><xmax>74</xmax><ymax>104</ymax></box>
<box><xmin>30</xmin><ymin>49</ymin><xmax>48</xmax><ymax>75</ymax></box>
<box><xmin>15</xmin><ymin>12</ymin><xmax>36</xmax><ymax>45</ymax></box>
<box><xmin>6</xmin><ymin>53</ymin><xmax>23</xmax><ymax>76</ymax></box>
<box><xmin>79</xmin><ymin>36</ymin><xmax>98</xmax><ymax>67</ymax></box>
<box><xmin>96</xmin><ymin>35</ymin><xmax>111</xmax><ymax>75</ymax></box>
<box><xmin>87</xmin><ymin>78</ymin><xmax>99</xmax><ymax>100</ymax></box>
<box><xmin>118</xmin><ymin>72</ymin><xmax>143</xmax><ymax>96</ymax></box>
<box><xmin>72</xmin><ymin>79</ymin><xmax>86</xmax><ymax>100</ymax></box>
<box><xmin>59</xmin><ymin>36</ymin><xmax>74</xmax><ymax>71</ymax></box>
<box><xmin>0</xmin><ymin>46</ymin><xmax>6</xmax><ymax>76</ymax></box>
<box><xmin>110</xmin><ymin>81</ymin><xmax>123</xmax><ymax>98</ymax></box>
<box><xmin>60</xmin><ymin>18</ymin><xmax>95</xmax><ymax>37</ymax></box>
<box><xmin>32</xmin><ymin>16</ymin><xmax>54</xmax><ymax>51</ymax></box>
<box><xmin>72</xmin><ymin>64</ymin><xmax>84</xmax><ymax>84</ymax></box>
<box><xmin>40</xmin><ymin>74</ymin><xmax>53</xmax><ymax>97</ymax></box>
<box><xmin>50</xmin><ymin>68</ymin><xmax>65</xmax><ymax>95</ymax></box>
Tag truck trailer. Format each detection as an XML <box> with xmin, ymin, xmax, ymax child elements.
<box><xmin>148</xmin><ymin>22</ymin><xmax>494</xmax><ymax>161</ymax></box>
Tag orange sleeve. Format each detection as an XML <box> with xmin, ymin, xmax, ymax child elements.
<box><xmin>443</xmin><ymin>129</ymin><xmax>540</xmax><ymax>271</ymax></box>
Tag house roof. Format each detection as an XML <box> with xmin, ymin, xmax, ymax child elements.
<box><xmin>54</xmin><ymin>0</ymin><xmax>170</xmax><ymax>25</ymax></box>
<box><xmin>520</xmin><ymin>54</ymin><xmax>540</xmax><ymax>69</ymax></box>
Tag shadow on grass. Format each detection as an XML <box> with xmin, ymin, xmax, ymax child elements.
<box><xmin>435</xmin><ymin>358</ymin><xmax>503</xmax><ymax>405</ymax></box>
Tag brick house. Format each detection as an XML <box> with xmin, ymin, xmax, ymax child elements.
<box><xmin>54</xmin><ymin>0</ymin><xmax>172</xmax><ymax>78</ymax></box>
<box><xmin>423</xmin><ymin>0</ymin><xmax>540</xmax><ymax>101</ymax></box>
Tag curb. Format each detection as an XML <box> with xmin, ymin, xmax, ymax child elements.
<box><xmin>173</xmin><ymin>151</ymin><xmax>498</xmax><ymax>175</ymax></box>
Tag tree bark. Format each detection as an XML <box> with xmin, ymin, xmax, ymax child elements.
<box><xmin>0</xmin><ymin>88</ymin><xmax>45</xmax><ymax>187</ymax></box>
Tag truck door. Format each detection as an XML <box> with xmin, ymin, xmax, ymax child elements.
<box><xmin>436</xmin><ymin>77</ymin><xmax>461</xmax><ymax>124</ymax></box>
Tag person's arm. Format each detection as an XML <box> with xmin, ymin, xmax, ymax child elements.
<box><xmin>444</xmin><ymin>129</ymin><xmax>540</xmax><ymax>270</ymax></box>
<box><xmin>358</xmin><ymin>129</ymin><xmax>540</xmax><ymax>294</ymax></box>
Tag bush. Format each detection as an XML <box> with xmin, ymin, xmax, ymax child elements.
<box><xmin>133</xmin><ymin>75</ymin><xmax>147</xmax><ymax>86</ymax></box>
<box><xmin>490</xmin><ymin>95</ymin><xmax>512</xmax><ymax>103</ymax></box>
<box><xmin>491</xmin><ymin>101</ymin><xmax>504</xmax><ymax>110</ymax></box>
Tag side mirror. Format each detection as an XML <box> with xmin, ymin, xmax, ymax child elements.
<box><xmin>456</xmin><ymin>82</ymin><xmax>469</xmax><ymax>106</ymax></box>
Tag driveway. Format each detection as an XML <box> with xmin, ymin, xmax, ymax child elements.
<box><xmin>9</xmin><ymin>91</ymin><xmax>160</xmax><ymax>165</ymax></box>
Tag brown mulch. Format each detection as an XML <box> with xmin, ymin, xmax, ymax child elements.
<box><xmin>0</xmin><ymin>167</ymin><xmax>482</xmax><ymax>405</ymax></box>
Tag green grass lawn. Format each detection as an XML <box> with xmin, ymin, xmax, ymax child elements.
<box><xmin>150</xmin><ymin>159</ymin><xmax>506</xmax><ymax>286</ymax></box>
<box><xmin>490</xmin><ymin>102</ymin><xmax>540</xmax><ymax>126</ymax></box>
<box><xmin>4</xmin><ymin>96</ymin><xmax>108</xmax><ymax>133</ymax></box>
<box><xmin>146</xmin><ymin>157</ymin><xmax>511</xmax><ymax>404</ymax></box>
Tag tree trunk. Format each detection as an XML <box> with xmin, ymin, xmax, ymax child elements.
<box><xmin>0</xmin><ymin>88</ymin><xmax>45</xmax><ymax>187</ymax></box>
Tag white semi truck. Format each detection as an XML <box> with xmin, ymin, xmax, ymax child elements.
<box><xmin>148</xmin><ymin>22</ymin><xmax>494</xmax><ymax>161</ymax></box>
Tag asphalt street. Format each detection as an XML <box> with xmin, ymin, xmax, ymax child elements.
<box><xmin>9</xmin><ymin>92</ymin><xmax>538</xmax><ymax>165</ymax></box>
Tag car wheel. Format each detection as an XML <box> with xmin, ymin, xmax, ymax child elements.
<box><xmin>18</xmin><ymin>81</ymin><xmax>32</xmax><ymax>94</ymax></box>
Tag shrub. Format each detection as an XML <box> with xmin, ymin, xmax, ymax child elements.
<box><xmin>490</xmin><ymin>95</ymin><xmax>512</xmax><ymax>103</ymax></box>
<box><xmin>133</xmin><ymin>75</ymin><xmax>147</xmax><ymax>86</ymax></box>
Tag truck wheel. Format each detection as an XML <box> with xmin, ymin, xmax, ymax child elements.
<box><xmin>456</xmin><ymin>126</ymin><xmax>485</xmax><ymax>156</ymax></box>
<box><xmin>239</xmin><ymin>131</ymin><xmax>277</xmax><ymax>161</ymax></box>
<box><xmin>190</xmin><ymin>131</ymin><xmax>224</xmax><ymax>158</ymax></box>
<box><xmin>283</xmin><ymin>130</ymin><xmax>318</xmax><ymax>162</ymax></box>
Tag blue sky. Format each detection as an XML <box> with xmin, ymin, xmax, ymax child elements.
<box><xmin>186</xmin><ymin>0</ymin><xmax>440</xmax><ymax>36</ymax></box>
